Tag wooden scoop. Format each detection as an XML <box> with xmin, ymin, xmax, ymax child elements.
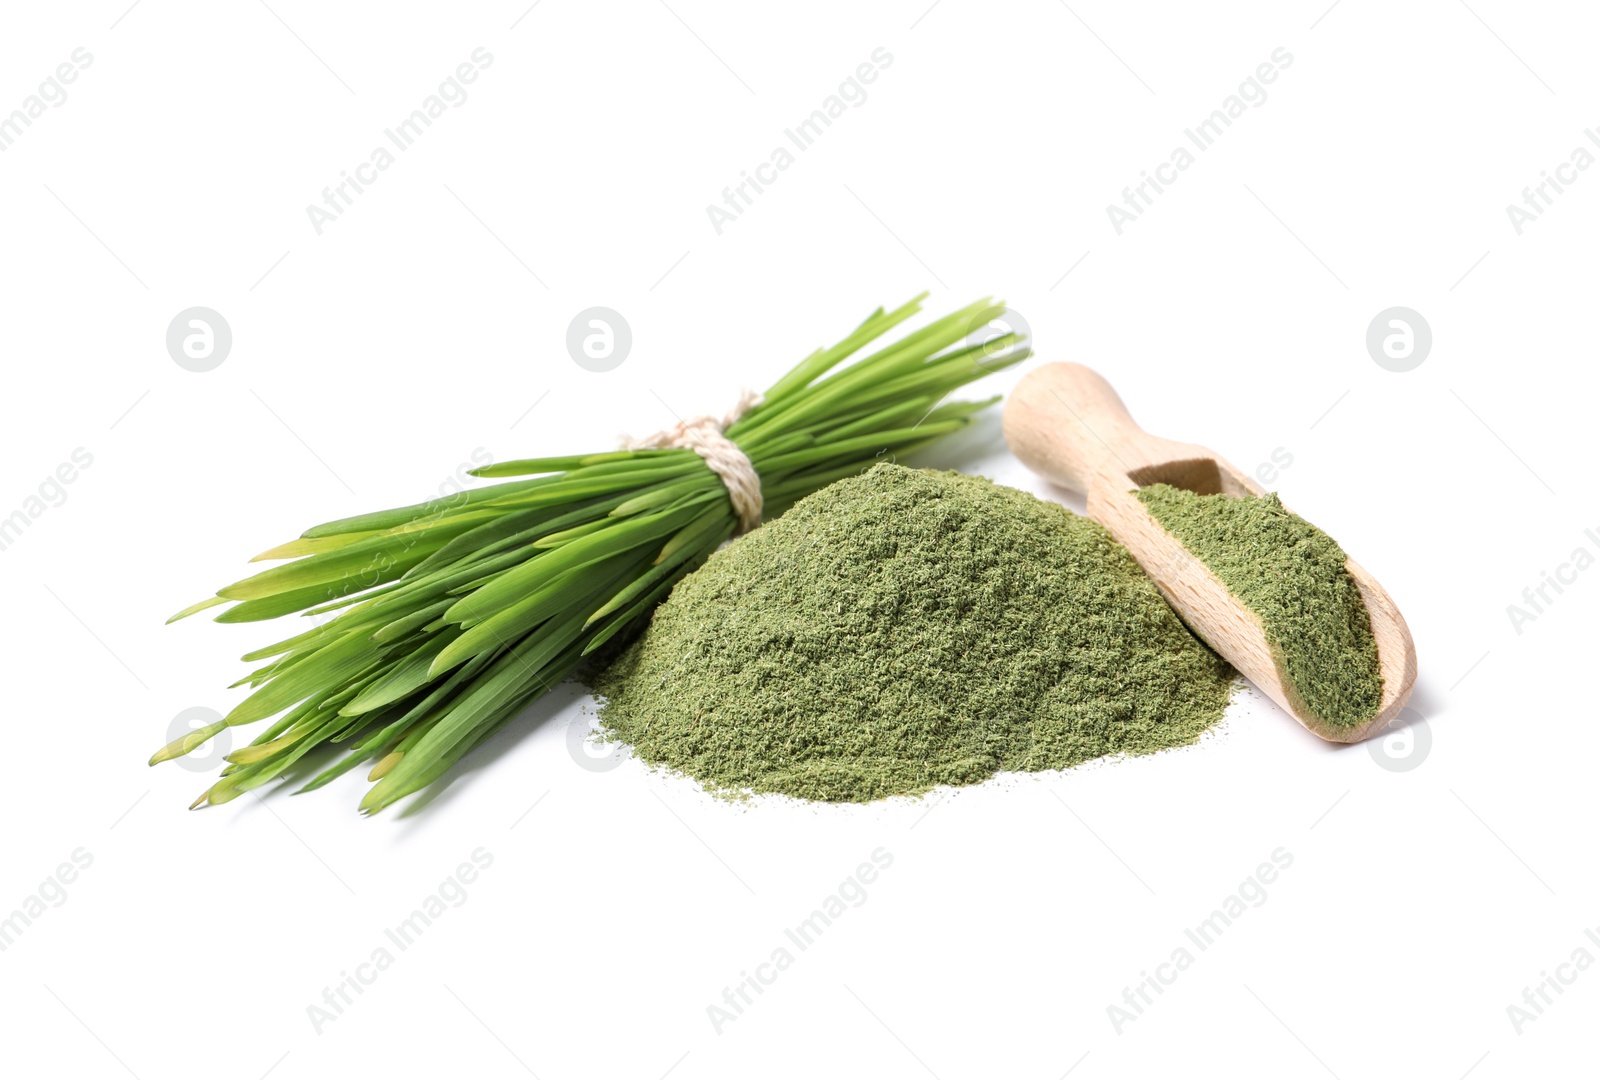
<box><xmin>1003</xmin><ymin>362</ymin><xmax>1416</xmax><ymax>744</ymax></box>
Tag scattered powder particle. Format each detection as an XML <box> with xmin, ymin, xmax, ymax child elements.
<box><xmin>1135</xmin><ymin>483</ymin><xmax>1381</xmax><ymax>728</ymax></box>
<box><xmin>590</xmin><ymin>464</ymin><xmax>1236</xmax><ymax>802</ymax></box>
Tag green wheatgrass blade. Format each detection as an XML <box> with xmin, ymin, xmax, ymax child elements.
<box><xmin>745</xmin><ymin>296</ymin><xmax>953</xmax><ymax>412</ymax></box>
<box><xmin>237</xmin><ymin>613</ymin><xmax>390</xmax><ymax>678</ymax></box>
<box><xmin>244</xmin><ymin>696</ymin><xmax>324</xmax><ymax>750</ymax></box>
<box><xmin>225</xmin><ymin>722</ymin><xmax>320</xmax><ymax>765</ymax></box>
<box><xmin>404</xmin><ymin>498</ymin><xmax>615</xmax><ymax>579</ymax></box>
<box><xmin>368</xmin><ymin>547</ymin><xmax>540</xmax><ymax>617</ymax></box>
<box><xmin>250</xmin><ymin>530</ymin><xmax>384</xmax><ymax>562</ymax></box>
<box><xmin>321</xmin><ymin>646</ymin><xmax>509</xmax><ymax>786</ymax></box>
<box><xmin>340</xmin><ymin>627</ymin><xmax>466</xmax><ymax>716</ymax></box>
<box><xmin>360</xmin><ymin>613</ymin><xmax>591</xmax><ymax>812</ymax></box>
<box><xmin>240</xmin><ymin>619</ymin><xmax>353</xmax><ymax>663</ymax></box>
<box><xmin>298</xmin><ymin>477</ymin><xmax>558</xmax><ymax>539</ymax></box>
<box><xmin>149</xmin><ymin>720</ymin><xmax>229</xmax><ymax>765</ymax></box>
<box><xmin>468</xmin><ymin>464</ymin><xmax>702</xmax><ymax>511</ymax></box>
<box><xmin>751</xmin><ymin>422</ymin><xmax>968</xmax><ymax>475</ymax></box>
<box><xmin>759</xmin><ymin>296</ymin><xmax>928</xmax><ymax>405</ymax></box>
<box><xmin>550</xmin><ymin>454</ymin><xmax>704</xmax><ymax>482</ymax></box>
<box><xmin>429</xmin><ymin>549</ymin><xmax>649</xmax><ymax>678</ymax></box>
<box><xmin>609</xmin><ymin>478</ymin><xmax>712</xmax><ymax>518</ymax></box>
<box><xmin>167</xmin><ymin>595</ymin><xmax>229</xmax><ymax>624</ymax></box>
<box><xmin>370</xmin><ymin>600</ymin><xmax>456</xmax><ymax>644</ymax></box>
<box><xmin>470</xmin><ymin>449</ymin><xmax>680</xmax><ymax>478</ymax></box>
<box><xmin>589</xmin><ymin>515</ymin><xmax>734</xmax><ymax>625</ymax></box>
<box><xmin>582</xmin><ymin>568</ymin><xmax>698</xmax><ymax>656</ymax></box>
<box><xmin>296</xmin><ymin>745</ymin><xmax>382</xmax><ymax>793</ymax></box>
<box><xmin>794</xmin><ymin>304</ymin><xmax>1001</xmax><ymax>401</ymax></box>
<box><xmin>193</xmin><ymin>679</ymin><xmax>376</xmax><ymax>803</ymax></box>
<box><xmin>160</xmin><ymin>297</ymin><xmax>1030</xmax><ymax>813</ymax></box>
<box><xmin>296</xmin><ymin>580</ymin><xmax>409</xmax><ymax>618</ymax></box>
<box><xmin>214</xmin><ymin>584</ymin><xmax>373</xmax><ymax>624</ymax></box>
<box><xmin>466</xmin><ymin>453</ymin><xmax>606</xmax><ymax>478</ymax></box>
<box><xmin>531</xmin><ymin>516</ymin><xmax>627</xmax><ymax>550</ymax></box>
<box><xmin>441</xmin><ymin>497</ymin><xmax>717</xmax><ymax>626</ymax></box>
<box><xmin>728</xmin><ymin>300</ymin><xmax>997</xmax><ymax>442</ymax></box>
<box><xmin>221</xmin><ymin>627</ymin><xmax>382</xmax><ymax>727</ymax></box>
<box><xmin>804</xmin><ymin>396</ymin><xmax>940</xmax><ymax>443</ymax></box>
<box><xmin>361</xmin><ymin>638</ymin><xmax>591</xmax><ymax>815</ymax></box>
<box><xmin>206</xmin><ymin>717</ymin><xmax>338</xmax><ymax>799</ymax></box>
<box><xmin>217</xmin><ymin>519</ymin><xmax>482</xmax><ymax>601</ymax></box>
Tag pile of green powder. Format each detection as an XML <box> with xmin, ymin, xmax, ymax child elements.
<box><xmin>591</xmin><ymin>464</ymin><xmax>1236</xmax><ymax>802</ymax></box>
<box><xmin>1135</xmin><ymin>483</ymin><xmax>1381</xmax><ymax>728</ymax></box>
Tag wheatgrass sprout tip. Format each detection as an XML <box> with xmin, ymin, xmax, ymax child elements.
<box><xmin>148</xmin><ymin>720</ymin><xmax>229</xmax><ymax>766</ymax></box>
<box><xmin>157</xmin><ymin>296</ymin><xmax>1029</xmax><ymax>814</ymax></box>
<box><xmin>167</xmin><ymin>595</ymin><xmax>227</xmax><ymax>624</ymax></box>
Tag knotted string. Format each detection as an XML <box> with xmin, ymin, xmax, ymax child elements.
<box><xmin>622</xmin><ymin>389</ymin><xmax>765</xmax><ymax>533</ymax></box>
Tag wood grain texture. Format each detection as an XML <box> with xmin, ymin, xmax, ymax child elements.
<box><xmin>1003</xmin><ymin>362</ymin><xmax>1416</xmax><ymax>743</ymax></box>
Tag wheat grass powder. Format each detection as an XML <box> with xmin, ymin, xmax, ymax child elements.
<box><xmin>1135</xmin><ymin>483</ymin><xmax>1382</xmax><ymax>728</ymax></box>
<box><xmin>591</xmin><ymin>464</ymin><xmax>1237</xmax><ymax>802</ymax></box>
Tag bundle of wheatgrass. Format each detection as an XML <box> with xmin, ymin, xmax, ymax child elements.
<box><xmin>155</xmin><ymin>295</ymin><xmax>1029</xmax><ymax>814</ymax></box>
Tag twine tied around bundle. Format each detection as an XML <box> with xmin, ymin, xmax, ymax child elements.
<box><xmin>622</xmin><ymin>388</ymin><xmax>765</xmax><ymax>534</ymax></box>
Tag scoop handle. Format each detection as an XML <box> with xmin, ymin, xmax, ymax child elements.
<box><xmin>1002</xmin><ymin>363</ymin><xmax>1159</xmax><ymax>493</ymax></box>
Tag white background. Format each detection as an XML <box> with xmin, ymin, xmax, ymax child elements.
<box><xmin>0</xmin><ymin>1</ymin><xmax>1594</xmax><ymax>1077</ymax></box>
